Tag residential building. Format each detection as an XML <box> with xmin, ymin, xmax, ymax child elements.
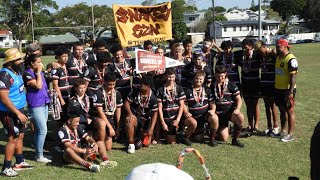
<box><xmin>224</xmin><ymin>9</ymin><xmax>266</xmax><ymax>21</ymax></box>
<box><xmin>209</xmin><ymin>20</ymin><xmax>280</xmax><ymax>40</ymax></box>
<box><xmin>0</xmin><ymin>30</ymin><xmax>14</xmax><ymax>48</ymax></box>
<box><xmin>183</xmin><ymin>12</ymin><xmax>205</xmax><ymax>28</ymax></box>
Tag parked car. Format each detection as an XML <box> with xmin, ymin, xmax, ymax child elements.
<box><xmin>232</xmin><ymin>38</ymin><xmax>242</xmax><ymax>47</ymax></box>
<box><xmin>0</xmin><ymin>52</ymin><xmax>4</xmax><ymax>58</ymax></box>
<box><xmin>296</xmin><ymin>39</ymin><xmax>315</xmax><ymax>44</ymax></box>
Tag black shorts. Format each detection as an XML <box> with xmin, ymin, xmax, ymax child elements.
<box><xmin>136</xmin><ymin>116</ymin><xmax>150</xmax><ymax>131</ymax></box>
<box><xmin>242</xmin><ymin>79</ymin><xmax>260</xmax><ymax>100</ymax></box>
<box><xmin>93</xmin><ymin>115</ymin><xmax>116</xmax><ymax>135</ymax></box>
<box><xmin>0</xmin><ymin>109</ymin><xmax>27</xmax><ymax>137</ymax></box>
<box><xmin>218</xmin><ymin>111</ymin><xmax>233</xmax><ymax>128</ymax></box>
<box><xmin>193</xmin><ymin>113</ymin><xmax>207</xmax><ymax>134</ymax></box>
<box><xmin>274</xmin><ymin>89</ymin><xmax>296</xmax><ymax>108</ymax></box>
<box><xmin>260</xmin><ymin>86</ymin><xmax>275</xmax><ymax>98</ymax></box>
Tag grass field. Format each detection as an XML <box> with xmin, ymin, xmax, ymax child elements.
<box><xmin>1</xmin><ymin>43</ymin><xmax>320</xmax><ymax>179</ymax></box>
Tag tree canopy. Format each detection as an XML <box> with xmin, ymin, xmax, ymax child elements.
<box><xmin>0</xmin><ymin>0</ymin><xmax>58</xmax><ymax>48</ymax></box>
<box><xmin>171</xmin><ymin>0</ymin><xmax>188</xmax><ymax>42</ymax></box>
<box><xmin>270</xmin><ymin>0</ymin><xmax>306</xmax><ymax>21</ymax></box>
<box><xmin>300</xmin><ymin>0</ymin><xmax>320</xmax><ymax>31</ymax></box>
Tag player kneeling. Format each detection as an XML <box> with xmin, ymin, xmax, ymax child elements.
<box><xmin>210</xmin><ymin>66</ymin><xmax>245</xmax><ymax>148</ymax></box>
<box><xmin>124</xmin><ymin>75</ymin><xmax>158</xmax><ymax>154</ymax></box>
<box><xmin>57</xmin><ymin>99</ymin><xmax>116</xmax><ymax>172</ymax></box>
<box><xmin>184</xmin><ymin>71</ymin><xmax>219</xmax><ymax>146</ymax></box>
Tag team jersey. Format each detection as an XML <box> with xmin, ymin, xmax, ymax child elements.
<box><xmin>51</xmin><ymin>67</ymin><xmax>70</xmax><ymax>99</ymax></box>
<box><xmin>106</xmin><ymin>59</ymin><xmax>133</xmax><ymax>97</ymax></box>
<box><xmin>211</xmin><ymin>79</ymin><xmax>240</xmax><ymax>114</ymax></box>
<box><xmin>216</xmin><ymin>52</ymin><xmax>240</xmax><ymax>86</ymax></box>
<box><xmin>275</xmin><ymin>53</ymin><xmax>298</xmax><ymax>90</ymax></box>
<box><xmin>69</xmin><ymin>95</ymin><xmax>90</xmax><ymax>118</ymax></box>
<box><xmin>182</xmin><ymin>62</ymin><xmax>212</xmax><ymax>87</ymax></box>
<box><xmin>157</xmin><ymin>84</ymin><xmax>186</xmax><ymax>121</ymax></box>
<box><xmin>83</xmin><ymin>66</ymin><xmax>104</xmax><ymax>91</ymax></box>
<box><xmin>127</xmin><ymin>88</ymin><xmax>158</xmax><ymax>120</ymax></box>
<box><xmin>57</xmin><ymin>124</ymin><xmax>88</xmax><ymax>148</ymax></box>
<box><xmin>260</xmin><ymin>53</ymin><xmax>276</xmax><ymax>89</ymax></box>
<box><xmin>91</xmin><ymin>89</ymin><xmax>123</xmax><ymax>116</ymax></box>
<box><xmin>185</xmin><ymin>87</ymin><xmax>212</xmax><ymax>117</ymax></box>
<box><xmin>0</xmin><ymin>68</ymin><xmax>26</xmax><ymax>111</ymax></box>
<box><xmin>194</xmin><ymin>49</ymin><xmax>217</xmax><ymax>72</ymax></box>
<box><xmin>66</xmin><ymin>54</ymin><xmax>90</xmax><ymax>86</ymax></box>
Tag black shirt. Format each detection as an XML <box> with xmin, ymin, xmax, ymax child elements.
<box><xmin>91</xmin><ymin>89</ymin><xmax>123</xmax><ymax>116</ymax></box>
<box><xmin>57</xmin><ymin>124</ymin><xmax>88</xmax><ymax>149</ymax></box>
<box><xmin>51</xmin><ymin>67</ymin><xmax>70</xmax><ymax>99</ymax></box>
<box><xmin>211</xmin><ymin>80</ymin><xmax>240</xmax><ymax>114</ymax></box>
<box><xmin>127</xmin><ymin>88</ymin><xmax>158</xmax><ymax>120</ymax></box>
<box><xmin>157</xmin><ymin>84</ymin><xmax>186</xmax><ymax>121</ymax></box>
<box><xmin>216</xmin><ymin>52</ymin><xmax>240</xmax><ymax>85</ymax></box>
<box><xmin>185</xmin><ymin>87</ymin><xmax>212</xmax><ymax>117</ymax></box>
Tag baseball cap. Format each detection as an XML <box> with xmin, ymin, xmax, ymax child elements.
<box><xmin>125</xmin><ymin>163</ymin><xmax>194</xmax><ymax>180</ymax></box>
<box><xmin>27</xmin><ymin>43</ymin><xmax>41</xmax><ymax>52</ymax></box>
<box><xmin>277</xmin><ymin>39</ymin><xmax>291</xmax><ymax>48</ymax></box>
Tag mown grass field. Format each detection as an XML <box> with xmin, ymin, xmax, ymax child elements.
<box><xmin>1</xmin><ymin>43</ymin><xmax>320</xmax><ymax>179</ymax></box>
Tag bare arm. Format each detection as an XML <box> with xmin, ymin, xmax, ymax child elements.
<box><xmin>289</xmin><ymin>73</ymin><xmax>297</xmax><ymax>94</ymax></box>
<box><xmin>123</xmin><ymin>100</ymin><xmax>133</xmax><ymax>116</ymax></box>
<box><xmin>147</xmin><ymin>111</ymin><xmax>158</xmax><ymax>135</ymax></box>
<box><xmin>64</xmin><ymin>142</ymin><xmax>87</xmax><ymax>154</ymax></box>
<box><xmin>27</xmin><ymin>74</ymin><xmax>43</xmax><ymax>90</ymax></box>
<box><xmin>52</xmin><ymin>79</ymin><xmax>65</xmax><ymax>106</ymax></box>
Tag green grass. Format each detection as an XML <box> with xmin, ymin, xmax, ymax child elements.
<box><xmin>1</xmin><ymin>43</ymin><xmax>320</xmax><ymax>179</ymax></box>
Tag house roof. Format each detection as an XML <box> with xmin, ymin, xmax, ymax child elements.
<box><xmin>215</xmin><ymin>20</ymin><xmax>280</xmax><ymax>26</ymax></box>
<box><xmin>0</xmin><ymin>30</ymin><xmax>10</xmax><ymax>35</ymax></box>
<box><xmin>39</xmin><ymin>34</ymin><xmax>79</xmax><ymax>44</ymax></box>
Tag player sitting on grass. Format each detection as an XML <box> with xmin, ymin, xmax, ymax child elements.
<box><xmin>57</xmin><ymin>99</ymin><xmax>117</xmax><ymax>172</ymax></box>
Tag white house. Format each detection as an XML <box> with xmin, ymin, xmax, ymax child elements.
<box><xmin>224</xmin><ymin>9</ymin><xmax>266</xmax><ymax>21</ymax></box>
<box><xmin>183</xmin><ymin>12</ymin><xmax>205</xmax><ymax>28</ymax></box>
<box><xmin>0</xmin><ymin>30</ymin><xmax>14</xmax><ymax>48</ymax></box>
<box><xmin>209</xmin><ymin>20</ymin><xmax>280</xmax><ymax>39</ymax></box>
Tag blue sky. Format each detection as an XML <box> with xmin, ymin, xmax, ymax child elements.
<box><xmin>54</xmin><ymin>0</ymin><xmax>261</xmax><ymax>10</ymax></box>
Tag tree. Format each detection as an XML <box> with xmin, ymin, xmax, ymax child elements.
<box><xmin>0</xmin><ymin>0</ymin><xmax>58</xmax><ymax>50</ymax></box>
<box><xmin>214</xmin><ymin>6</ymin><xmax>226</xmax><ymax>14</ymax></box>
<box><xmin>300</xmin><ymin>0</ymin><xmax>320</xmax><ymax>31</ymax></box>
<box><xmin>141</xmin><ymin>0</ymin><xmax>156</xmax><ymax>6</ymax></box>
<box><xmin>270</xmin><ymin>0</ymin><xmax>306</xmax><ymax>25</ymax></box>
<box><xmin>171</xmin><ymin>0</ymin><xmax>188</xmax><ymax>42</ymax></box>
<box><xmin>53</xmin><ymin>3</ymin><xmax>114</xmax><ymax>38</ymax></box>
<box><xmin>251</xmin><ymin>0</ymin><xmax>256</xmax><ymax>8</ymax></box>
<box><xmin>264</xmin><ymin>7</ymin><xmax>282</xmax><ymax>21</ymax></box>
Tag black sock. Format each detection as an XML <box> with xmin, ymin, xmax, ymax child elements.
<box><xmin>3</xmin><ymin>160</ymin><xmax>12</xmax><ymax>169</ymax></box>
<box><xmin>15</xmin><ymin>154</ymin><xmax>24</xmax><ymax>164</ymax></box>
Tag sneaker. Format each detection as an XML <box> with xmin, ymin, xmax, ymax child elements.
<box><xmin>209</xmin><ymin>139</ymin><xmax>218</xmax><ymax>147</ymax></box>
<box><xmin>231</xmin><ymin>139</ymin><xmax>245</xmax><ymax>148</ymax></box>
<box><xmin>89</xmin><ymin>164</ymin><xmax>100</xmax><ymax>173</ymax></box>
<box><xmin>127</xmin><ymin>144</ymin><xmax>135</xmax><ymax>154</ymax></box>
<box><xmin>272</xmin><ymin>127</ymin><xmax>280</xmax><ymax>135</ymax></box>
<box><xmin>152</xmin><ymin>140</ymin><xmax>158</xmax><ymax>145</ymax></box>
<box><xmin>1</xmin><ymin>167</ymin><xmax>18</xmax><ymax>177</ymax></box>
<box><xmin>13</xmin><ymin>161</ymin><xmax>34</xmax><ymax>171</ymax></box>
<box><xmin>182</xmin><ymin>138</ymin><xmax>192</xmax><ymax>146</ymax></box>
<box><xmin>281</xmin><ymin>134</ymin><xmax>294</xmax><ymax>142</ymax></box>
<box><xmin>36</xmin><ymin>156</ymin><xmax>52</xmax><ymax>163</ymax></box>
<box><xmin>271</xmin><ymin>131</ymin><xmax>286</xmax><ymax>138</ymax></box>
<box><xmin>264</xmin><ymin>128</ymin><xmax>272</xmax><ymax>135</ymax></box>
<box><xmin>100</xmin><ymin>160</ymin><xmax>117</xmax><ymax>168</ymax></box>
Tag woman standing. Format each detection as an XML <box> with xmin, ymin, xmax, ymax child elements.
<box><xmin>23</xmin><ymin>54</ymin><xmax>51</xmax><ymax>163</ymax></box>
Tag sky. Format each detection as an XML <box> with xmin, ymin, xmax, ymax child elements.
<box><xmin>54</xmin><ymin>0</ymin><xmax>261</xmax><ymax>10</ymax></box>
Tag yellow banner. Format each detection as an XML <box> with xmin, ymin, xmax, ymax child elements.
<box><xmin>113</xmin><ymin>2</ymin><xmax>172</xmax><ymax>47</ymax></box>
